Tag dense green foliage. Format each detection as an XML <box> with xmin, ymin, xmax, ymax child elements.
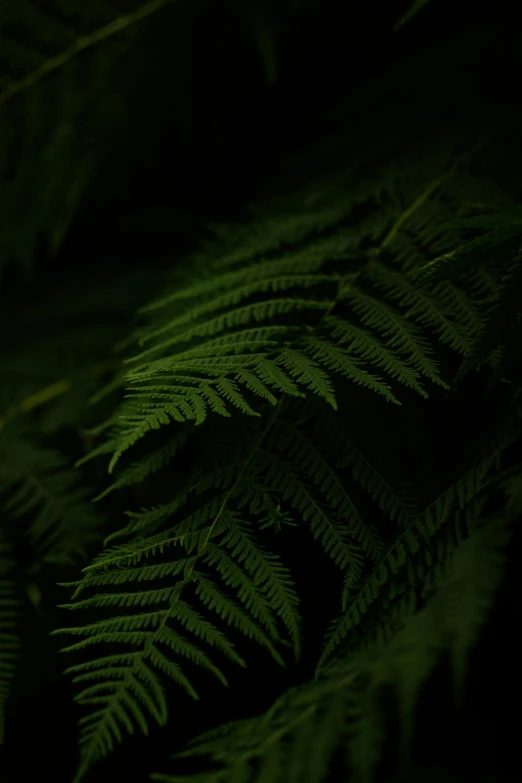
<box><xmin>1</xmin><ymin>1</ymin><xmax>521</xmax><ymax>782</ymax></box>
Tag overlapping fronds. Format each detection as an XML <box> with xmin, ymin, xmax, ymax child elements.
<box><xmin>1</xmin><ymin>7</ymin><xmax>521</xmax><ymax>775</ymax></box>
<box><xmin>151</xmin><ymin>509</ymin><xmax>510</xmax><ymax>783</ymax></box>
<box><xmin>45</xmin><ymin>126</ymin><xmax>522</xmax><ymax>781</ymax></box>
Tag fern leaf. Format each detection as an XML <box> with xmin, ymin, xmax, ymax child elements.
<box><xmin>303</xmin><ymin>336</ymin><xmax>400</xmax><ymax>404</ymax></box>
<box><xmin>339</xmin><ymin>289</ymin><xmax>449</xmax><ymax>390</ymax></box>
<box><xmin>435</xmin><ymin>518</ymin><xmax>510</xmax><ymax>703</ymax></box>
<box><xmin>414</xmin><ymin>205</ymin><xmax>522</xmax><ymax>286</ymax></box>
<box><xmin>0</xmin><ymin>566</ymin><xmax>21</xmax><ymax>745</ymax></box>
<box><xmin>255</xmin><ymin>447</ymin><xmax>367</xmax><ymax>578</ymax></box>
<box><xmin>94</xmin><ymin>428</ymin><xmax>192</xmax><ymax>502</ymax></box>
<box><xmin>55</xmin><ymin>407</ymin><xmax>301</xmax><ymax>779</ymax></box>
<box><xmin>0</xmin><ymin>427</ymin><xmax>103</xmax><ymax>564</ymax></box>
<box><xmin>317</xmin><ymin>450</ymin><xmax>500</xmax><ymax>671</ymax></box>
<box><xmin>367</xmin><ymin>260</ymin><xmax>473</xmax><ymax>355</ymax></box>
<box><xmin>107</xmin><ymin>295</ymin><xmax>335</xmax><ymax>471</ymax></box>
<box><xmin>130</xmin><ymin>298</ymin><xmax>332</xmax><ymax>363</ymax></box>
<box><xmin>210</xmin><ymin>512</ymin><xmax>301</xmax><ymax>660</ymax></box>
<box><xmin>153</xmin><ymin>509</ymin><xmax>511</xmax><ymax>783</ymax></box>
<box><xmin>277</xmin><ymin>348</ymin><xmax>338</xmax><ymax>410</ymax></box>
<box><xmin>139</xmin><ymin>271</ymin><xmax>339</xmax><ymax>335</ymax></box>
<box><xmin>325</xmin><ymin>315</ymin><xmax>429</xmax><ymax>397</ymax></box>
<box><xmin>265</xmin><ymin>419</ymin><xmax>385</xmax><ymax>562</ymax></box>
<box><xmin>453</xmin><ymin>255</ymin><xmax>522</xmax><ymax>387</ymax></box>
<box><xmin>0</xmin><ymin>0</ymin><xmax>153</xmax><ymax>273</ymax></box>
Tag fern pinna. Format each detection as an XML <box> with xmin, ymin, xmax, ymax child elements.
<box><xmin>46</xmin><ymin>125</ymin><xmax>522</xmax><ymax>781</ymax></box>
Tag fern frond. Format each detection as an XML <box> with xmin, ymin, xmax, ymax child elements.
<box><xmin>264</xmin><ymin>419</ymin><xmax>385</xmax><ymax>563</ymax></box>
<box><xmin>453</xmin><ymin>254</ymin><xmax>522</xmax><ymax>387</ymax></box>
<box><xmin>434</xmin><ymin>517</ymin><xmax>509</xmax><ymax>703</ymax></box>
<box><xmin>130</xmin><ymin>298</ymin><xmax>333</xmax><ymax>364</ymax></box>
<box><xmin>276</xmin><ymin>347</ymin><xmax>338</xmax><ymax>410</ymax></box>
<box><xmin>317</xmin><ymin>449</ymin><xmax>502</xmax><ymax>671</ymax></box>
<box><xmin>207</xmin><ymin>512</ymin><xmax>301</xmax><ymax>659</ymax></box>
<box><xmin>39</xmin><ymin>115</ymin><xmax>522</xmax><ymax>782</ymax></box>
<box><xmin>99</xmin><ymin>143</ymin><xmax>510</xmax><ymax>476</ymax></box>
<box><xmin>108</xmin><ymin>310</ymin><xmax>343</xmax><ymax>472</ymax></box>
<box><xmin>366</xmin><ymin>261</ymin><xmax>473</xmax><ymax>355</ymax></box>
<box><xmin>324</xmin><ymin>316</ymin><xmax>428</xmax><ymax>397</ymax></box>
<box><xmin>93</xmin><ymin>428</ymin><xmax>193</xmax><ymax>502</ymax></box>
<box><xmin>414</xmin><ymin>204</ymin><xmax>522</xmax><ymax>286</ymax></box>
<box><xmin>152</xmin><ymin>514</ymin><xmax>510</xmax><ymax>783</ymax></box>
<box><xmin>54</xmin><ymin>404</ymin><xmax>301</xmax><ymax>780</ymax></box>
<box><xmin>0</xmin><ymin>0</ymin><xmax>149</xmax><ymax>272</ymax></box>
<box><xmin>0</xmin><ymin>546</ymin><xmax>22</xmax><ymax>745</ymax></box>
<box><xmin>193</xmin><ymin>194</ymin><xmax>370</xmax><ymax>272</ymax></box>
<box><xmin>338</xmin><ymin>288</ymin><xmax>449</xmax><ymax>390</ymax></box>
<box><xmin>0</xmin><ymin>426</ymin><xmax>103</xmax><ymax>565</ymax></box>
<box><xmin>0</xmin><ymin>578</ymin><xmax>20</xmax><ymax>745</ymax></box>
<box><xmin>303</xmin><ymin>334</ymin><xmax>400</xmax><ymax>403</ymax></box>
<box><xmin>139</xmin><ymin>270</ymin><xmax>340</xmax><ymax>331</ymax></box>
<box><xmin>298</xmin><ymin>397</ymin><xmax>419</xmax><ymax>526</ymax></box>
<box><xmin>55</xmin><ymin>535</ymin><xmax>293</xmax><ymax>779</ymax></box>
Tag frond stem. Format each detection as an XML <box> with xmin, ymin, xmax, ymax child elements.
<box><xmin>0</xmin><ymin>0</ymin><xmax>177</xmax><ymax>106</ymax></box>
